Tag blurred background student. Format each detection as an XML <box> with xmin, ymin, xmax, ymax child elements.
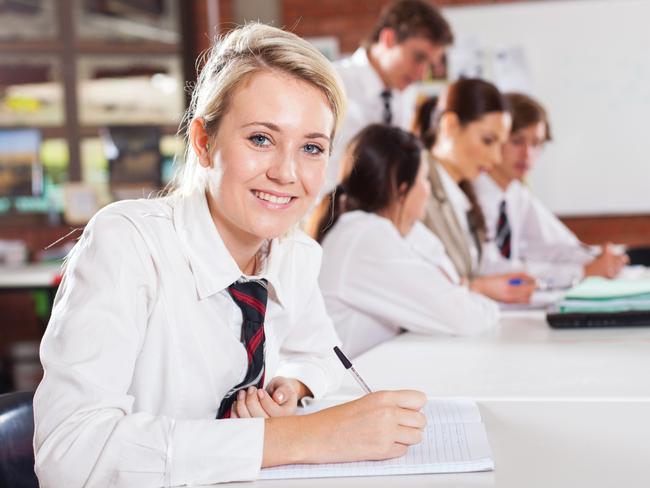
<box><xmin>325</xmin><ymin>0</ymin><xmax>453</xmax><ymax>194</ymax></box>
<box><xmin>316</xmin><ymin>124</ymin><xmax>499</xmax><ymax>358</ymax></box>
<box><xmin>474</xmin><ymin>93</ymin><xmax>628</xmax><ymax>288</ymax></box>
<box><xmin>413</xmin><ymin>78</ymin><xmax>535</xmax><ymax>304</ymax></box>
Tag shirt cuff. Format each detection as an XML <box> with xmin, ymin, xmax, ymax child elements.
<box><xmin>170</xmin><ymin>417</ymin><xmax>264</xmax><ymax>485</ymax></box>
<box><xmin>275</xmin><ymin>361</ymin><xmax>334</xmax><ymax>400</ymax></box>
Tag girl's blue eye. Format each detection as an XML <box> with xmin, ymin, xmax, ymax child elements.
<box><xmin>304</xmin><ymin>143</ymin><xmax>324</xmax><ymax>155</ymax></box>
<box><xmin>249</xmin><ymin>134</ymin><xmax>270</xmax><ymax>146</ymax></box>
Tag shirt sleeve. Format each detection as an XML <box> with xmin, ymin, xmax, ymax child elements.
<box><xmin>339</xmin><ymin>224</ymin><xmax>500</xmax><ymax>338</ymax></box>
<box><xmin>520</xmin><ymin>193</ymin><xmax>595</xmax><ymax>264</ymax></box>
<box><xmin>33</xmin><ymin>208</ymin><xmax>264</xmax><ymax>488</ymax></box>
<box><xmin>275</xmin><ymin>243</ymin><xmax>343</xmax><ymax>400</ymax></box>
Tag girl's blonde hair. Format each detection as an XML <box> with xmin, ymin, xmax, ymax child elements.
<box><xmin>171</xmin><ymin>22</ymin><xmax>347</xmax><ymax>196</ymax></box>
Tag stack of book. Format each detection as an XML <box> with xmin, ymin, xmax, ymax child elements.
<box><xmin>546</xmin><ymin>277</ymin><xmax>650</xmax><ymax>328</ymax></box>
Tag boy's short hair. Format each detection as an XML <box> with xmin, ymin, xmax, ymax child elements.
<box><xmin>505</xmin><ymin>92</ymin><xmax>553</xmax><ymax>141</ymax></box>
<box><xmin>367</xmin><ymin>0</ymin><xmax>453</xmax><ymax>46</ymax></box>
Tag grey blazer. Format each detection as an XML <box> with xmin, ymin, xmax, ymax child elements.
<box><xmin>422</xmin><ymin>154</ymin><xmax>483</xmax><ymax>279</ymax></box>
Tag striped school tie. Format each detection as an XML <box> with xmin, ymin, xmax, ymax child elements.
<box><xmin>217</xmin><ymin>278</ymin><xmax>268</xmax><ymax>419</ymax></box>
<box><xmin>495</xmin><ymin>200</ymin><xmax>512</xmax><ymax>259</ymax></box>
<box><xmin>380</xmin><ymin>89</ymin><xmax>393</xmax><ymax>125</ymax></box>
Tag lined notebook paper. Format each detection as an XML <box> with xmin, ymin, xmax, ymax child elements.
<box><xmin>260</xmin><ymin>398</ymin><xmax>494</xmax><ymax>480</ymax></box>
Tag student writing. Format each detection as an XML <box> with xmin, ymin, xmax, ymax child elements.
<box><xmin>315</xmin><ymin>124</ymin><xmax>499</xmax><ymax>358</ymax></box>
<box><xmin>474</xmin><ymin>92</ymin><xmax>628</xmax><ymax>286</ymax></box>
<box><xmin>33</xmin><ymin>24</ymin><xmax>426</xmax><ymax>488</ymax></box>
<box><xmin>413</xmin><ymin>79</ymin><xmax>535</xmax><ymax>303</ymax></box>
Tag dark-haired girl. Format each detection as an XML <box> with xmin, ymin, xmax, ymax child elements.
<box><xmin>316</xmin><ymin>124</ymin><xmax>499</xmax><ymax>358</ymax></box>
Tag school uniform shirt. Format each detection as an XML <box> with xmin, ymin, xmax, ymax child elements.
<box><xmin>33</xmin><ymin>190</ymin><xmax>343</xmax><ymax>488</ymax></box>
<box><xmin>324</xmin><ymin>47</ymin><xmax>417</xmax><ymax>194</ymax></box>
<box><xmin>319</xmin><ymin>211</ymin><xmax>499</xmax><ymax>358</ymax></box>
<box><xmin>475</xmin><ymin>173</ymin><xmax>593</xmax><ymax>287</ymax></box>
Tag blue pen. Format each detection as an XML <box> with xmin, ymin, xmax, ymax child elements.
<box><xmin>508</xmin><ymin>278</ymin><xmax>524</xmax><ymax>286</ymax></box>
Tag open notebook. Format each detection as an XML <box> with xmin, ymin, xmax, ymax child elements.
<box><xmin>260</xmin><ymin>398</ymin><xmax>494</xmax><ymax>480</ymax></box>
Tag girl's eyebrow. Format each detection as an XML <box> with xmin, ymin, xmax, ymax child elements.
<box><xmin>242</xmin><ymin>122</ymin><xmax>330</xmax><ymax>142</ymax></box>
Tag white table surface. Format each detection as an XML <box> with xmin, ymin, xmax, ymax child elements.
<box><xmin>329</xmin><ymin>310</ymin><xmax>650</xmax><ymax>400</ymax></box>
<box><xmin>216</xmin><ymin>400</ymin><xmax>650</xmax><ymax>488</ymax></box>
<box><xmin>214</xmin><ymin>310</ymin><xmax>650</xmax><ymax>487</ymax></box>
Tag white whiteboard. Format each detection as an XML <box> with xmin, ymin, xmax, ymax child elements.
<box><xmin>442</xmin><ymin>0</ymin><xmax>650</xmax><ymax>216</ymax></box>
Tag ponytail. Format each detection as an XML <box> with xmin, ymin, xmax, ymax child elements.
<box><xmin>413</xmin><ymin>96</ymin><xmax>439</xmax><ymax>150</ymax></box>
<box><xmin>309</xmin><ymin>184</ymin><xmax>349</xmax><ymax>243</ymax></box>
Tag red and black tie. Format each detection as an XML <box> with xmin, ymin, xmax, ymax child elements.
<box><xmin>496</xmin><ymin>200</ymin><xmax>512</xmax><ymax>259</ymax></box>
<box><xmin>217</xmin><ymin>278</ymin><xmax>268</xmax><ymax>419</ymax></box>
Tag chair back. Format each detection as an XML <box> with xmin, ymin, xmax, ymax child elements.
<box><xmin>0</xmin><ymin>391</ymin><xmax>38</xmax><ymax>488</ymax></box>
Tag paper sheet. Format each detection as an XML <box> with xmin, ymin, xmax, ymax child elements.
<box><xmin>260</xmin><ymin>398</ymin><xmax>494</xmax><ymax>480</ymax></box>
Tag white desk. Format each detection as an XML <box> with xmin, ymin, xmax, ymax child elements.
<box><xmin>219</xmin><ymin>400</ymin><xmax>650</xmax><ymax>488</ymax></box>
<box><xmin>215</xmin><ymin>312</ymin><xmax>650</xmax><ymax>487</ymax></box>
<box><xmin>330</xmin><ymin>311</ymin><xmax>650</xmax><ymax>399</ymax></box>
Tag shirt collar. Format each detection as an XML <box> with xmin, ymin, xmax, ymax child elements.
<box><xmin>436</xmin><ymin>164</ymin><xmax>471</xmax><ymax>212</ymax></box>
<box><xmin>476</xmin><ymin>173</ymin><xmax>506</xmax><ymax>201</ymax></box>
<box><xmin>172</xmin><ymin>191</ymin><xmax>287</xmax><ymax>307</ymax></box>
<box><xmin>351</xmin><ymin>47</ymin><xmax>390</xmax><ymax>99</ymax></box>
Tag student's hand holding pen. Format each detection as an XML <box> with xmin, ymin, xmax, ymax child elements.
<box><xmin>584</xmin><ymin>243</ymin><xmax>629</xmax><ymax>279</ymax></box>
<box><xmin>262</xmin><ymin>390</ymin><xmax>427</xmax><ymax>467</ymax></box>
<box><xmin>230</xmin><ymin>376</ymin><xmax>305</xmax><ymax>418</ymax></box>
<box><xmin>470</xmin><ymin>272</ymin><xmax>536</xmax><ymax>303</ymax></box>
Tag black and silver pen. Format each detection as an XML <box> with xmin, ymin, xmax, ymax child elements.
<box><xmin>333</xmin><ymin>346</ymin><xmax>373</xmax><ymax>394</ymax></box>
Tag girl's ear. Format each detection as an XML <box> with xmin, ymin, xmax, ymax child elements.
<box><xmin>397</xmin><ymin>181</ymin><xmax>409</xmax><ymax>201</ymax></box>
<box><xmin>189</xmin><ymin>118</ymin><xmax>213</xmax><ymax>168</ymax></box>
<box><xmin>438</xmin><ymin>111</ymin><xmax>461</xmax><ymax>139</ymax></box>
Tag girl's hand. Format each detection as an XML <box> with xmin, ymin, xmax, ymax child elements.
<box><xmin>230</xmin><ymin>377</ymin><xmax>306</xmax><ymax>418</ymax></box>
<box><xmin>470</xmin><ymin>272</ymin><xmax>536</xmax><ymax>303</ymax></box>
<box><xmin>585</xmin><ymin>244</ymin><xmax>629</xmax><ymax>278</ymax></box>
<box><xmin>262</xmin><ymin>390</ymin><xmax>428</xmax><ymax>466</ymax></box>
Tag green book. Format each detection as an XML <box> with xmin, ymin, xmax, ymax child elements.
<box><xmin>564</xmin><ymin>277</ymin><xmax>650</xmax><ymax>301</ymax></box>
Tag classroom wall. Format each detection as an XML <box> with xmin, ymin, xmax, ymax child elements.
<box><xmin>194</xmin><ymin>0</ymin><xmax>521</xmax><ymax>53</ymax></box>
<box><xmin>188</xmin><ymin>0</ymin><xmax>650</xmax><ymax>246</ymax></box>
<box><xmin>442</xmin><ymin>0</ymin><xmax>650</xmax><ymax>217</ymax></box>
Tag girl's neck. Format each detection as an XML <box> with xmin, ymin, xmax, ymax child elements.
<box><xmin>205</xmin><ymin>192</ymin><xmax>264</xmax><ymax>275</ymax></box>
<box><xmin>431</xmin><ymin>148</ymin><xmax>463</xmax><ymax>184</ymax></box>
<box><xmin>377</xmin><ymin>206</ymin><xmax>410</xmax><ymax>238</ymax></box>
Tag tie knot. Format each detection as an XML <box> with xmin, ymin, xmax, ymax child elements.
<box><xmin>228</xmin><ymin>279</ymin><xmax>268</xmax><ymax>323</ymax></box>
<box><xmin>499</xmin><ymin>200</ymin><xmax>507</xmax><ymax>212</ymax></box>
<box><xmin>380</xmin><ymin>89</ymin><xmax>393</xmax><ymax>125</ymax></box>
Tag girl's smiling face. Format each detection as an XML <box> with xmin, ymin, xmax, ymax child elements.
<box><xmin>198</xmin><ymin>70</ymin><xmax>334</xmax><ymax>244</ymax></box>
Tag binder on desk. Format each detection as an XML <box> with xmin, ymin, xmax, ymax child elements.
<box><xmin>260</xmin><ymin>398</ymin><xmax>494</xmax><ymax>480</ymax></box>
<box><xmin>546</xmin><ymin>277</ymin><xmax>650</xmax><ymax>328</ymax></box>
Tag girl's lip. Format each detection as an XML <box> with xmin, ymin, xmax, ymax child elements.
<box><xmin>251</xmin><ymin>189</ymin><xmax>295</xmax><ymax>198</ymax></box>
<box><xmin>251</xmin><ymin>190</ymin><xmax>297</xmax><ymax>210</ymax></box>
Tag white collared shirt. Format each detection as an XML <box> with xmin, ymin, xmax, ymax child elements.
<box><xmin>436</xmin><ymin>164</ymin><xmax>481</xmax><ymax>271</ymax></box>
<box><xmin>475</xmin><ymin>173</ymin><xmax>592</xmax><ymax>287</ymax></box>
<box><xmin>319</xmin><ymin>211</ymin><xmax>499</xmax><ymax>358</ymax></box>
<box><xmin>33</xmin><ymin>191</ymin><xmax>342</xmax><ymax>487</ymax></box>
<box><xmin>324</xmin><ymin>48</ymin><xmax>417</xmax><ymax>193</ymax></box>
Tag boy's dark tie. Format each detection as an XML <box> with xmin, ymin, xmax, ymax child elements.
<box><xmin>496</xmin><ymin>200</ymin><xmax>512</xmax><ymax>259</ymax></box>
